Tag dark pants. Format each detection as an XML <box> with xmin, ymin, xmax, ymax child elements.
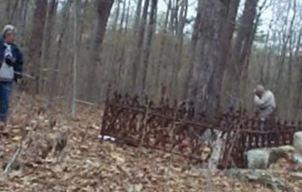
<box><xmin>0</xmin><ymin>81</ymin><xmax>12</xmax><ymax>122</ymax></box>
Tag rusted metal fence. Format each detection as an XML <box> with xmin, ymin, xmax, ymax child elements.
<box><xmin>100</xmin><ymin>91</ymin><xmax>302</xmax><ymax>168</ymax></box>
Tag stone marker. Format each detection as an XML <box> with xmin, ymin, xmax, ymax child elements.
<box><xmin>293</xmin><ymin>132</ymin><xmax>302</xmax><ymax>164</ymax></box>
<box><xmin>247</xmin><ymin>145</ymin><xmax>294</xmax><ymax>169</ymax></box>
<box><xmin>247</xmin><ymin>148</ymin><xmax>270</xmax><ymax>169</ymax></box>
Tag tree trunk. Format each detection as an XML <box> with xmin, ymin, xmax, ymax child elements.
<box><xmin>156</xmin><ymin>0</ymin><xmax>171</xmax><ymax>98</ymax></box>
<box><xmin>239</xmin><ymin>1</ymin><xmax>269</xmax><ymax>105</ymax></box>
<box><xmin>274</xmin><ymin>1</ymin><xmax>296</xmax><ymax>115</ymax></box>
<box><xmin>224</xmin><ymin>0</ymin><xmax>258</xmax><ymax>107</ymax></box>
<box><xmin>124</xmin><ymin>0</ymin><xmax>131</xmax><ymax>33</ymax></box>
<box><xmin>41</xmin><ymin>0</ymin><xmax>58</xmax><ymax>93</ymax></box>
<box><xmin>119</xmin><ymin>0</ymin><xmax>127</xmax><ymax>31</ymax></box>
<box><xmin>183</xmin><ymin>0</ymin><xmax>202</xmax><ymax>99</ymax></box>
<box><xmin>141</xmin><ymin>0</ymin><xmax>158</xmax><ymax>93</ymax></box>
<box><xmin>274</xmin><ymin>2</ymin><xmax>294</xmax><ymax>91</ymax></box>
<box><xmin>48</xmin><ymin>0</ymin><xmax>72</xmax><ymax>107</ymax></box>
<box><xmin>112</xmin><ymin>1</ymin><xmax>121</xmax><ymax>32</ymax></box>
<box><xmin>10</xmin><ymin>0</ymin><xmax>20</xmax><ymax>25</ymax></box>
<box><xmin>170</xmin><ymin>0</ymin><xmax>188</xmax><ymax>100</ymax></box>
<box><xmin>133</xmin><ymin>0</ymin><xmax>143</xmax><ymax>30</ymax></box>
<box><xmin>131</xmin><ymin>0</ymin><xmax>150</xmax><ymax>93</ymax></box>
<box><xmin>27</xmin><ymin>0</ymin><xmax>48</xmax><ymax>94</ymax></box>
<box><xmin>71</xmin><ymin>0</ymin><xmax>80</xmax><ymax>118</ymax></box>
<box><xmin>189</xmin><ymin>0</ymin><xmax>240</xmax><ymax>116</ymax></box>
<box><xmin>88</xmin><ymin>0</ymin><xmax>114</xmax><ymax>101</ymax></box>
<box><xmin>18</xmin><ymin>0</ymin><xmax>29</xmax><ymax>47</ymax></box>
<box><xmin>295</xmin><ymin>29</ymin><xmax>302</xmax><ymax>119</ymax></box>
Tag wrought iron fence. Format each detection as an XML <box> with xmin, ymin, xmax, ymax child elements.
<box><xmin>100</xmin><ymin>90</ymin><xmax>302</xmax><ymax>168</ymax></box>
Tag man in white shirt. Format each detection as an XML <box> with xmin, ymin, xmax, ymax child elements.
<box><xmin>254</xmin><ymin>85</ymin><xmax>276</xmax><ymax>121</ymax></box>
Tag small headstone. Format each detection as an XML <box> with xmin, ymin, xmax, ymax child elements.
<box><xmin>294</xmin><ymin>132</ymin><xmax>302</xmax><ymax>155</ymax></box>
<box><xmin>247</xmin><ymin>145</ymin><xmax>294</xmax><ymax>169</ymax></box>
<box><xmin>247</xmin><ymin>148</ymin><xmax>270</xmax><ymax>169</ymax></box>
<box><xmin>293</xmin><ymin>153</ymin><xmax>302</xmax><ymax>164</ymax></box>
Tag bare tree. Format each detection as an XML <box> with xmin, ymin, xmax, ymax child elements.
<box><xmin>27</xmin><ymin>0</ymin><xmax>48</xmax><ymax>93</ymax></box>
<box><xmin>188</xmin><ymin>0</ymin><xmax>240</xmax><ymax>116</ymax></box>
<box><xmin>134</xmin><ymin>0</ymin><xmax>143</xmax><ymax>30</ymax></box>
<box><xmin>48</xmin><ymin>0</ymin><xmax>72</xmax><ymax>107</ymax></box>
<box><xmin>88</xmin><ymin>0</ymin><xmax>114</xmax><ymax>101</ymax></box>
<box><xmin>71</xmin><ymin>0</ymin><xmax>81</xmax><ymax>117</ymax></box>
<box><xmin>141</xmin><ymin>0</ymin><xmax>158</xmax><ymax>92</ymax></box>
<box><xmin>183</xmin><ymin>0</ymin><xmax>201</xmax><ymax>100</ymax></box>
<box><xmin>131</xmin><ymin>0</ymin><xmax>150</xmax><ymax>93</ymax></box>
<box><xmin>170</xmin><ymin>0</ymin><xmax>188</xmax><ymax>100</ymax></box>
<box><xmin>156</xmin><ymin>0</ymin><xmax>171</xmax><ymax>97</ymax></box>
<box><xmin>40</xmin><ymin>0</ymin><xmax>58</xmax><ymax>93</ymax></box>
<box><xmin>224</xmin><ymin>0</ymin><xmax>259</xmax><ymax>107</ymax></box>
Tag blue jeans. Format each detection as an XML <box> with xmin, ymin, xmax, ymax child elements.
<box><xmin>0</xmin><ymin>81</ymin><xmax>12</xmax><ymax>122</ymax></box>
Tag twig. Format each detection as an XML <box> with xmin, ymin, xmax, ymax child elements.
<box><xmin>3</xmin><ymin>114</ymin><xmax>30</xmax><ymax>176</ymax></box>
<box><xmin>166</xmin><ymin>105</ymin><xmax>178</xmax><ymax>189</ymax></box>
<box><xmin>14</xmin><ymin>72</ymin><xmax>35</xmax><ymax>80</ymax></box>
<box><xmin>116</xmin><ymin>164</ymin><xmax>131</xmax><ymax>178</ymax></box>
<box><xmin>75</xmin><ymin>99</ymin><xmax>96</xmax><ymax>106</ymax></box>
<box><xmin>3</xmin><ymin>146</ymin><xmax>22</xmax><ymax>175</ymax></box>
<box><xmin>44</xmin><ymin>96</ymin><xmax>98</xmax><ymax>107</ymax></box>
<box><xmin>139</xmin><ymin>104</ymin><xmax>149</xmax><ymax>147</ymax></box>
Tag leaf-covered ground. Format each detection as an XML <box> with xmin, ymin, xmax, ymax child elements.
<box><xmin>0</xmin><ymin>93</ymin><xmax>301</xmax><ymax>192</ymax></box>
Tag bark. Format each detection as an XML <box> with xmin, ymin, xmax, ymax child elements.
<box><xmin>292</xmin><ymin>26</ymin><xmax>302</xmax><ymax>118</ymax></box>
<box><xmin>119</xmin><ymin>0</ymin><xmax>132</xmax><ymax>93</ymax></box>
<box><xmin>260</xmin><ymin>16</ymin><xmax>273</xmax><ymax>84</ymax></box>
<box><xmin>71</xmin><ymin>0</ymin><xmax>81</xmax><ymax>117</ymax></box>
<box><xmin>283</xmin><ymin>1</ymin><xmax>296</xmax><ymax>118</ymax></box>
<box><xmin>240</xmin><ymin>1</ymin><xmax>269</xmax><ymax>103</ymax></box>
<box><xmin>189</xmin><ymin>0</ymin><xmax>240</xmax><ymax>116</ymax></box>
<box><xmin>41</xmin><ymin>0</ymin><xmax>58</xmax><ymax>93</ymax></box>
<box><xmin>224</xmin><ymin>0</ymin><xmax>258</xmax><ymax>107</ymax></box>
<box><xmin>18</xmin><ymin>0</ymin><xmax>29</xmax><ymax>46</ymax></box>
<box><xmin>295</xmin><ymin>29</ymin><xmax>302</xmax><ymax>118</ymax></box>
<box><xmin>131</xmin><ymin>0</ymin><xmax>150</xmax><ymax>92</ymax></box>
<box><xmin>79</xmin><ymin>0</ymin><xmax>89</xmax><ymax>45</ymax></box>
<box><xmin>10</xmin><ymin>0</ymin><xmax>20</xmax><ymax>24</ymax></box>
<box><xmin>275</xmin><ymin>1</ymin><xmax>296</xmax><ymax>91</ymax></box>
<box><xmin>169</xmin><ymin>0</ymin><xmax>178</xmax><ymax>35</ymax></box>
<box><xmin>156</xmin><ymin>0</ymin><xmax>171</xmax><ymax>97</ymax></box>
<box><xmin>88</xmin><ymin>0</ymin><xmax>114</xmax><ymax>101</ymax></box>
<box><xmin>141</xmin><ymin>0</ymin><xmax>158</xmax><ymax>93</ymax></box>
<box><xmin>183</xmin><ymin>0</ymin><xmax>202</xmax><ymax>99</ymax></box>
<box><xmin>48</xmin><ymin>0</ymin><xmax>72</xmax><ymax>107</ymax></box>
<box><xmin>119</xmin><ymin>0</ymin><xmax>127</xmax><ymax>31</ymax></box>
<box><xmin>124</xmin><ymin>0</ymin><xmax>131</xmax><ymax>33</ymax></box>
<box><xmin>5</xmin><ymin>0</ymin><xmax>12</xmax><ymax>23</ymax></box>
<box><xmin>133</xmin><ymin>0</ymin><xmax>143</xmax><ymax>30</ymax></box>
<box><xmin>44</xmin><ymin>0</ymin><xmax>58</xmax><ymax>63</ymax></box>
<box><xmin>170</xmin><ymin>0</ymin><xmax>188</xmax><ymax>100</ymax></box>
<box><xmin>253</xmin><ymin>0</ymin><xmax>271</xmax><ymax>84</ymax></box>
<box><xmin>27</xmin><ymin>0</ymin><xmax>48</xmax><ymax>93</ymax></box>
<box><xmin>112</xmin><ymin>0</ymin><xmax>121</xmax><ymax>32</ymax></box>
<box><xmin>271</xmin><ymin>2</ymin><xmax>290</xmax><ymax>92</ymax></box>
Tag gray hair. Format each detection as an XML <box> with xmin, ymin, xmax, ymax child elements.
<box><xmin>2</xmin><ymin>25</ymin><xmax>16</xmax><ymax>37</ymax></box>
<box><xmin>256</xmin><ymin>84</ymin><xmax>265</xmax><ymax>93</ymax></box>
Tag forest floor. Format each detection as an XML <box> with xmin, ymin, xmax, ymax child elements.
<box><xmin>0</xmin><ymin>92</ymin><xmax>301</xmax><ymax>192</ymax></box>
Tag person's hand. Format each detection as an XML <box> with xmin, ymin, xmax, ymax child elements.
<box><xmin>253</xmin><ymin>89</ymin><xmax>259</xmax><ymax>97</ymax></box>
<box><xmin>254</xmin><ymin>89</ymin><xmax>262</xmax><ymax>97</ymax></box>
<box><xmin>4</xmin><ymin>55</ymin><xmax>16</xmax><ymax>66</ymax></box>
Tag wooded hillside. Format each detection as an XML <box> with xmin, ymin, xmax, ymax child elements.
<box><xmin>1</xmin><ymin>0</ymin><xmax>302</xmax><ymax>118</ymax></box>
<box><xmin>2</xmin><ymin>1</ymin><xmax>302</xmax><ymax>191</ymax></box>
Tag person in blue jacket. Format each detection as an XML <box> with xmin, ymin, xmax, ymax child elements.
<box><xmin>0</xmin><ymin>25</ymin><xmax>23</xmax><ymax>122</ymax></box>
